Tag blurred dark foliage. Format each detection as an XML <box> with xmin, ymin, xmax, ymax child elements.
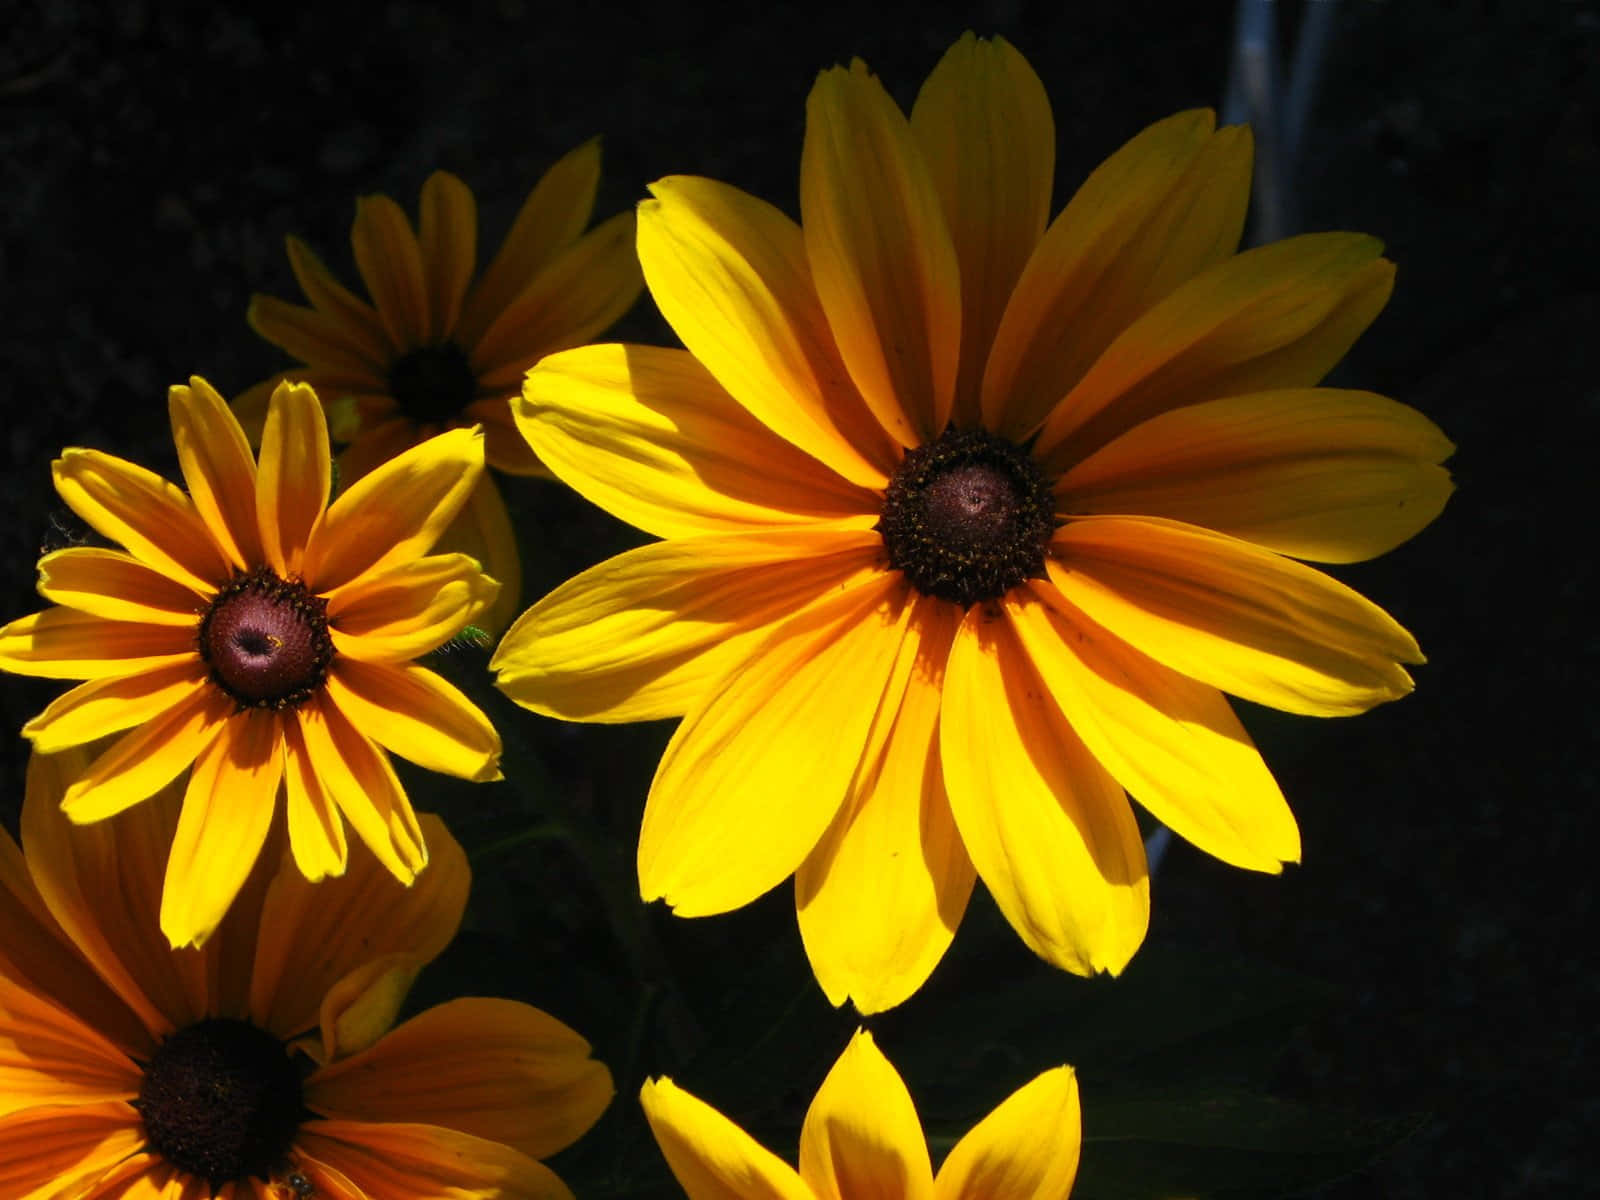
<box><xmin>3</xmin><ymin>0</ymin><xmax>1597</xmax><ymax>1195</ymax></box>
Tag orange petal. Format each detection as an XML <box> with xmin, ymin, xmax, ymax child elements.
<box><xmin>417</xmin><ymin>171</ymin><xmax>477</xmax><ymax>342</ymax></box>
<box><xmin>1057</xmin><ymin>387</ymin><xmax>1456</xmax><ymax>563</ymax></box>
<box><xmin>284</xmin><ymin>234</ymin><xmax>394</xmax><ymax>362</ymax></box>
<box><xmin>168</xmin><ymin>377</ymin><xmax>264</xmax><ymax>570</ymax></box>
<box><xmin>298</xmin><ymin>1120</ymin><xmax>576</xmax><ymax>1200</ymax></box>
<box><xmin>802</xmin><ymin>60</ymin><xmax>961</xmax><ymax>444</ymax></box>
<box><xmin>307</xmin><ymin>997</ymin><xmax>612</xmax><ymax>1159</ymax></box>
<box><xmin>350</xmin><ymin>193</ymin><xmax>429</xmax><ymax>350</ymax></box>
<box><xmin>0</xmin><ymin>1101</ymin><xmax>146</xmax><ymax>1199</ymax></box>
<box><xmin>910</xmin><ymin>33</ymin><xmax>1054</xmax><ymax>425</ymax></box>
<box><xmin>983</xmin><ymin>110</ymin><xmax>1251</xmax><ymax>440</ymax></box>
<box><xmin>1035</xmin><ymin>232</ymin><xmax>1394</xmax><ymax>468</ymax></box>
<box><xmin>247</xmin><ymin>295</ymin><xmax>389</xmax><ymax>376</ymax></box>
<box><xmin>456</xmin><ymin>138</ymin><xmax>602</xmax><ymax>349</ymax></box>
<box><xmin>471</xmin><ymin>211</ymin><xmax>643</xmax><ymax>388</ymax></box>
<box><xmin>250</xmin><ymin>812</ymin><xmax>464</xmax><ymax>1042</ymax></box>
<box><xmin>0</xmin><ymin>970</ymin><xmax>140</xmax><ymax>1116</ymax></box>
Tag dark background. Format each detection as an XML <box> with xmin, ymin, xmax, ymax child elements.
<box><xmin>2</xmin><ymin>1</ymin><xmax>1595</xmax><ymax>1196</ymax></box>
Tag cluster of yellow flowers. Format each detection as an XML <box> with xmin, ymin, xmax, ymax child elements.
<box><xmin>0</xmin><ymin>33</ymin><xmax>1449</xmax><ymax>1200</ymax></box>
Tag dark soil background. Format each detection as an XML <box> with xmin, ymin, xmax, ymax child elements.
<box><xmin>3</xmin><ymin>1</ymin><xmax>1596</xmax><ymax>1197</ymax></box>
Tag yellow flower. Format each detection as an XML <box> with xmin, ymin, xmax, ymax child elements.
<box><xmin>241</xmin><ymin>145</ymin><xmax>644</xmax><ymax>632</ymax></box>
<box><xmin>642</xmin><ymin>1028</ymin><xmax>1080</xmax><ymax>1199</ymax></box>
<box><xmin>0</xmin><ymin>377</ymin><xmax>502</xmax><ymax>948</ymax></box>
<box><xmin>491</xmin><ymin>34</ymin><xmax>1454</xmax><ymax>1013</ymax></box>
<box><xmin>0</xmin><ymin>748</ymin><xmax>610</xmax><ymax>1200</ymax></box>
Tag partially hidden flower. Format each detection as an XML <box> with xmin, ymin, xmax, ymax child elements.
<box><xmin>0</xmin><ymin>377</ymin><xmax>502</xmax><ymax>948</ymax></box>
<box><xmin>241</xmin><ymin>144</ymin><xmax>644</xmax><ymax>631</ymax></box>
<box><xmin>642</xmin><ymin>1028</ymin><xmax>1080</xmax><ymax>1200</ymax></box>
<box><xmin>491</xmin><ymin>34</ymin><xmax>1455</xmax><ymax>1012</ymax></box>
<box><xmin>0</xmin><ymin>746</ymin><xmax>611</xmax><ymax>1200</ymax></box>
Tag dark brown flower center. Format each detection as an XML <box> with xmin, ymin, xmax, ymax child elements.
<box><xmin>388</xmin><ymin>339</ymin><xmax>478</xmax><ymax>424</ymax></box>
<box><xmin>198</xmin><ymin>567</ymin><xmax>332</xmax><ymax>709</ymax></box>
<box><xmin>879</xmin><ymin>427</ymin><xmax>1056</xmax><ymax>607</ymax></box>
<box><xmin>135</xmin><ymin>1018</ymin><xmax>306</xmax><ymax>1188</ymax></box>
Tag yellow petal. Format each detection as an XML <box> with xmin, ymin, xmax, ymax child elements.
<box><xmin>942</xmin><ymin>605</ymin><xmax>1149</xmax><ymax>976</ymax></box>
<box><xmin>796</xmin><ymin>595</ymin><xmax>974</xmax><ymax>1013</ymax></box>
<box><xmin>640</xmin><ymin>573</ymin><xmax>908</xmax><ymax>916</ymax></box>
<box><xmin>21</xmin><ymin>753</ymin><xmax>197</xmax><ymax>1041</ymax></box>
<box><xmin>157</xmin><ymin>715</ymin><xmax>282</xmax><ymax>950</ymax></box>
<box><xmin>278</xmin><ymin>714</ymin><xmax>349</xmax><ymax>884</ymax></box>
<box><xmin>284</xmin><ymin>234</ymin><xmax>394</xmax><ymax>363</ymax></box>
<box><xmin>456</xmin><ymin>138</ymin><xmax>602</xmax><ymax>348</ymax></box>
<box><xmin>1058</xmin><ymin>387</ymin><xmax>1456</xmax><ymax>562</ymax></box>
<box><xmin>251</xmin><ymin>812</ymin><xmax>464</xmax><ymax>1041</ymax></box>
<box><xmin>315</xmin><ymin>952</ymin><xmax>423</xmax><ymax>1061</ymax></box>
<box><xmin>1011</xmin><ymin>585</ymin><xmax>1301</xmax><ymax>871</ymax></box>
<box><xmin>933</xmin><ymin>1066</ymin><xmax>1081</xmax><ymax>1200</ymax></box>
<box><xmin>473</xmin><ymin>395</ymin><xmax>545</xmax><ymax>476</ymax></box>
<box><xmin>22</xmin><ymin>660</ymin><xmax>209</xmax><ymax>754</ymax></box>
<box><xmin>433</xmin><ymin>473</ymin><xmax>519</xmax><ymax>634</ymax></box>
<box><xmin>984</xmin><ymin>110</ymin><xmax>1251</xmax><ymax>439</ymax></box>
<box><xmin>802</xmin><ymin>61</ymin><xmax>961</xmax><ymax>445</ymax></box>
<box><xmin>1035</xmin><ymin>232</ymin><xmax>1395</xmax><ymax>468</ymax></box>
<box><xmin>1048</xmin><ymin>519</ymin><xmax>1422</xmax><ymax>716</ymax></box>
<box><xmin>307</xmin><ymin>997</ymin><xmax>612</xmax><ymax>1159</ymax></box>
<box><xmin>325</xmin><ymin>659</ymin><xmax>501</xmax><ymax>782</ymax></box>
<box><xmin>292</xmin><ymin>696</ymin><xmax>428</xmax><ymax>884</ymax></box>
<box><xmin>37</xmin><ymin>549</ymin><xmax>205</xmax><ymax>626</ymax></box>
<box><xmin>640</xmin><ymin>1077</ymin><xmax>813</xmax><ymax>1200</ymax></box>
<box><xmin>255</xmin><ymin>380</ymin><xmax>332</xmax><ymax>578</ymax></box>
<box><xmin>519</xmin><ymin>343</ymin><xmax>880</xmax><ymax>540</ymax></box>
<box><xmin>492</xmin><ymin>526</ymin><xmax>883</xmax><ymax>723</ymax></box>
<box><xmin>350</xmin><ymin>193</ymin><xmax>429</xmax><ymax>350</ymax></box>
<box><xmin>0</xmin><ymin>609</ymin><xmax>194</xmax><ymax>680</ymax></box>
<box><xmin>417</xmin><ymin>171</ymin><xmax>477</xmax><ymax>341</ymax></box>
<box><xmin>168</xmin><ymin>377</ymin><xmax>263</xmax><ymax>570</ymax></box>
<box><xmin>297</xmin><ymin>1122</ymin><xmax>574</xmax><ymax>1200</ymax></box>
<box><xmin>799</xmin><ymin>1028</ymin><xmax>935</xmax><ymax>1200</ymax></box>
<box><xmin>328</xmin><ymin>553</ymin><xmax>498</xmax><ymax>662</ymax></box>
<box><xmin>471</xmin><ymin>211</ymin><xmax>643</xmax><ymax>388</ymax></box>
<box><xmin>637</xmin><ymin>175</ymin><xmax>896</xmax><ymax>488</ymax></box>
<box><xmin>247</xmin><ymin>295</ymin><xmax>388</xmax><ymax>376</ymax></box>
<box><xmin>0</xmin><ymin>1101</ymin><xmax>146</xmax><ymax>1200</ymax></box>
<box><xmin>307</xmin><ymin>426</ymin><xmax>484</xmax><ymax>594</ymax></box>
<box><xmin>53</xmin><ymin>448</ymin><xmax>231</xmax><ymax>594</ymax></box>
<box><xmin>910</xmin><ymin>33</ymin><xmax>1054</xmax><ymax>425</ymax></box>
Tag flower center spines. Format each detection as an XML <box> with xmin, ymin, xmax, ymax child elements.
<box><xmin>198</xmin><ymin>566</ymin><xmax>333</xmax><ymax>710</ymax></box>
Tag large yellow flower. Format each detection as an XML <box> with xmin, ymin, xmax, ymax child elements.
<box><xmin>241</xmin><ymin>144</ymin><xmax>644</xmax><ymax>631</ymax></box>
<box><xmin>491</xmin><ymin>34</ymin><xmax>1454</xmax><ymax>1013</ymax></box>
<box><xmin>0</xmin><ymin>378</ymin><xmax>502</xmax><ymax>948</ymax></box>
<box><xmin>0</xmin><ymin>747</ymin><xmax>611</xmax><ymax>1200</ymax></box>
<box><xmin>642</xmin><ymin>1028</ymin><xmax>1080</xmax><ymax>1199</ymax></box>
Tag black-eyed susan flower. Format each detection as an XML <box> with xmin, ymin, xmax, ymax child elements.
<box><xmin>0</xmin><ymin>377</ymin><xmax>502</xmax><ymax>948</ymax></box>
<box><xmin>642</xmin><ymin>1028</ymin><xmax>1080</xmax><ymax>1199</ymax></box>
<box><xmin>241</xmin><ymin>144</ymin><xmax>644</xmax><ymax>631</ymax></box>
<box><xmin>491</xmin><ymin>34</ymin><xmax>1455</xmax><ymax>1013</ymax></box>
<box><xmin>0</xmin><ymin>747</ymin><xmax>611</xmax><ymax>1200</ymax></box>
